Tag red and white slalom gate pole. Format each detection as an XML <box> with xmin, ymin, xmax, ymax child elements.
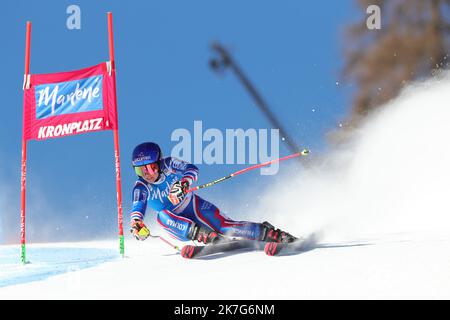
<box><xmin>20</xmin><ymin>21</ymin><xmax>31</xmax><ymax>264</ymax></box>
<box><xmin>107</xmin><ymin>12</ymin><xmax>125</xmax><ymax>257</ymax></box>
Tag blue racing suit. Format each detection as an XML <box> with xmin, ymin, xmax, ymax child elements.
<box><xmin>131</xmin><ymin>157</ymin><xmax>264</xmax><ymax>241</ymax></box>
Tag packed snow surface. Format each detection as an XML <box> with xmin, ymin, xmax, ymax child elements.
<box><xmin>2</xmin><ymin>74</ymin><xmax>450</xmax><ymax>299</ymax></box>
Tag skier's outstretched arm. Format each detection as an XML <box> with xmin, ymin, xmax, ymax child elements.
<box><xmin>130</xmin><ymin>181</ymin><xmax>150</xmax><ymax>241</ymax></box>
<box><xmin>166</xmin><ymin>157</ymin><xmax>199</xmax><ymax>184</ymax></box>
<box><xmin>165</xmin><ymin>157</ymin><xmax>199</xmax><ymax>205</ymax></box>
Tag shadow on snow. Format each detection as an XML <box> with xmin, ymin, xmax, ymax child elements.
<box><xmin>192</xmin><ymin>237</ymin><xmax>376</xmax><ymax>260</ymax></box>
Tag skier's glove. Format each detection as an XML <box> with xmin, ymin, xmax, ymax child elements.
<box><xmin>130</xmin><ymin>219</ymin><xmax>150</xmax><ymax>241</ymax></box>
<box><xmin>168</xmin><ymin>179</ymin><xmax>190</xmax><ymax>205</ymax></box>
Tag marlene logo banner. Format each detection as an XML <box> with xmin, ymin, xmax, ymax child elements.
<box><xmin>22</xmin><ymin>62</ymin><xmax>117</xmax><ymax>141</ymax></box>
<box><xmin>35</xmin><ymin>75</ymin><xmax>103</xmax><ymax>119</ymax></box>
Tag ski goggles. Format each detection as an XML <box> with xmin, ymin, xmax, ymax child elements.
<box><xmin>134</xmin><ymin>162</ymin><xmax>159</xmax><ymax>177</ymax></box>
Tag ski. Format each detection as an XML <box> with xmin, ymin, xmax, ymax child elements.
<box><xmin>181</xmin><ymin>233</ymin><xmax>319</xmax><ymax>258</ymax></box>
<box><xmin>181</xmin><ymin>239</ymin><xmax>265</xmax><ymax>259</ymax></box>
<box><xmin>264</xmin><ymin>234</ymin><xmax>318</xmax><ymax>256</ymax></box>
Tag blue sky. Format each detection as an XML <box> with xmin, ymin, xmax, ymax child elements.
<box><xmin>0</xmin><ymin>1</ymin><xmax>358</xmax><ymax>243</ymax></box>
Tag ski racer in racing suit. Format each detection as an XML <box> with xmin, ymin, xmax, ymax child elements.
<box><xmin>129</xmin><ymin>142</ymin><xmax>295</xmax><ymax>245</ymax></box>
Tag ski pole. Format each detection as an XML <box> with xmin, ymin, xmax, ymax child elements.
<box><xmin>186</xmin><ymin>149</ymin><xmax>309</xmax><ymax>193</ymax></box>
<box><xmin>138</xmin><ymin>224</ymin><xmax>180</xmax><ymax>252</ymax></box>
<box><xmin>150</xmin><ymin>234</ymin><xmax>180</xmax><ymax>252</ymax></box>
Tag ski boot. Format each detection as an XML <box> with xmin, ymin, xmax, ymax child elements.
<box><xmin>260</xmin><ymin>221</ymin><xmax>296</xmax><ymax>243</ymax></box>
<box><xmin>187</xmin><ymin>223</ymin><xmax>223</xmax><ymax>245</ymax></box>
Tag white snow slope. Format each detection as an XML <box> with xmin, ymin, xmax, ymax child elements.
<box><xmin>1</xmin><ymin>74</ymin><xmax>450</xmax><ymax>300</ymax></box>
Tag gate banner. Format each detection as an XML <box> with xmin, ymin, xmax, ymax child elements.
<box><xmin>22</xmin><ymin>62</ymin><xmax>117</xmax><ymax>141</ymax></box>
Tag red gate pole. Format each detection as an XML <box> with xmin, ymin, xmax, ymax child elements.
<box><xmin>20</xmin><ymin>21</ymin><xmax>31</xmax><ymax>264</ymax></box>
<box><xmin>107</xmin><ymin>12</ymin><xmax>125</xmax><ymax>257</ymax></box>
